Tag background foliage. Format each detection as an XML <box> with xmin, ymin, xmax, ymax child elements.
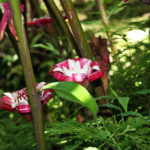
<box><xmin>0</xmin><ymin>0</ymin><xmax>150</xmax><ymax>149</ymax></box>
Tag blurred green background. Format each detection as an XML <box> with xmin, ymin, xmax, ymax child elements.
<box><xmin>0</xmin><ymin>0</ymin><xmax>150</xmax><ymax>149</ymax></box>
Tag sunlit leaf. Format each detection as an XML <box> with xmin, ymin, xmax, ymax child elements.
<box><xmin>42</xmin><ymin>82</ymin><xmax>98</xmax><ymax>118</ymax></box>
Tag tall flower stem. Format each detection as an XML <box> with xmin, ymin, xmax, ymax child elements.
<box><xmin>8</xmin><ymin>1</ymin><xmax>47</xmax><ymax>150</ymax></box>
<box><xmin>60</xmin><ymin>0</ymin><xmax>94</xmax><ymax>60</ymax></box>
<box><xmin>43</xmin><ymin>0</ymin><xmax>81</xmax><ymax>57</ymax></box>
<box><xmin>96</xmin><ymin>0</ymin><xmax>120</xmax><ymax>64</ymax></box>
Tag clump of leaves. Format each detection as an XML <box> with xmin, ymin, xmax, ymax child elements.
<box><xmin>45</xmin><ymin>116</ymin><xmax>150</xmax><ymax>150</ymax></box>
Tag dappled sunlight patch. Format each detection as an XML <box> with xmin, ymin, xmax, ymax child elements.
<box><xmin>126</xmin><ymin>29</ymin><xmax>147</xmax><ymax>42</ymax></box>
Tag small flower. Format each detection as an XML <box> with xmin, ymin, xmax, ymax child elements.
<box><xmin>124</xmin><ymin>0</ymin><xmax>129</xmax><ymax>2</ymax></box>
<box><xmin>28</xmin><ymin>16</ymin><xmax>67</xmax><ymax>34</ymax></box>
<box><xmin>0</xmin><ymin>2</ymin><xmax>24</xmax><ymax>40</ymax></box>
<box><xmin>0</xmin><ymin>82</ymin><xmax>53</xmax><ymax>113</ymax></box>
<box><xmin>50</xmin><ymin>58</ymin><xmax>103</xmax><ymax>83</ymax></box>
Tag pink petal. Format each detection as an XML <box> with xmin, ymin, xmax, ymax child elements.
<box><xmin>28</xmin><ymin>18</ymin><xmax>53</xmax><ymax>27</ymax></box>
<box><xmin>49</xmin><ymin>89</ymin><xmax>55</xmax><ymax>92</ymax></box>
<box><xmin>50</xmin><ymin>60</ymin><xmax>69</xmax><ymax>75</ymax></box>
<box><xmin>90</xmin><ymin>61</ymin><xmax>101</xmax><ymax>69</ymax></box>
<box><xmin>78</xmin><ymin>58</ymin><xmax>90</xmax><ymax>68</ymax></box>
<box><xmin>16</xmin><ymin>105</ymin><xmax>31</xmax><ymax>114</ymax></box>
<box><xmin>2</xmin><ymin>2</ymin><xmax>10</xmax><ymax>10</ymax></box>
<box><xmin>88</xmin><ymin>70</ymin><xmax>103</xmax><ymax>82</ymax></box>
<box><xmin>0</xmin><ymin>2</ymin><xmax>24</xmax><ymax>40</ymax></box>
<box><xmin>53</xmin><ymin>72</ymin><xmax>67</xmax><ymax>81</ymax></box>
<box><xmin>28</xmin><ymin>16</ymin><xmax>67</xmax><ymax>27</ymax></box>
<box><xmin>3</xmin><ymin>2</ymin><xmax>24</xmax><ymax>12</ymax></box>
<box><xmin>36</xmin><ymin>82</ymin><xmax>46</xmax><ymax>91</ymax></box>
<box><xmin>55</xmin><ymin>60</ymin><xmax>69</xmax><ymax>69</ymax></box>
<box><xmin>72</xmin><ymin>73</ymin><xmax>86</xmax><ymax>82</ymax></box>
<box><xmin>16</xmin><ymin>88</ymin><xmax>28</xmax><ymax>101</ymax></box>
<box><xmin>41</xmin><ymin>90</ymin><xmax>53</xmax><ymax>104</ymax></box>
<box><xmin>64</xmin><ymin>76</ymin><xmax>74</xmax><ymax>81</ymax></box>
<box><xmin>20</xmin><ymin>4</ymin><xmax>24</xmax><ymax>13</ymax></box>
<box><xmin>8</xmin><ymin>20</ymin><xmax>18</xmax><ymax>40</ymax></box>
<box><xmin>0</xmin><ymin>96</ymin><xmax>14</xmax><ymax>112</ymax></box>
<box><xmin>0</xmin><ymin>11</ymin><xmax>10</xmax><ymax>40</ymax></box>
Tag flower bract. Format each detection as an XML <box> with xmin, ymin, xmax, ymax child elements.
<box><xmin>0</xmin><ymin>2</ymin><xmax>24</xmax><ymax>40</ymax></box>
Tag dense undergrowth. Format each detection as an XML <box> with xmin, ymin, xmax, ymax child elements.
<box><xmin>0</xmin><ymin>0</ymin><xmax>150</xmax><ymax>149</ymax></box>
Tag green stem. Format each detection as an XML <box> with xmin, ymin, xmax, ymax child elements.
<box><xmin>31</xmin><ymin>0</ymin><xmax>45</xmax><ymax>17</ymax></box>
<box><xmin>9</xmin><ymin>1</ymin><xmax>47</xmax><ymax>150</ymax></box>
<box><xmin>43</xmin><ymin>0</ymin><xmax>81</xmax><ymax>56</ymax></box>
<box><xmin>60</xmin><ymin>0</ymin><xmax>94</xmax><ymax>60</ymax></box>
<box><xmin>43</xmin><ymin>0</ymin><xmax>73</xmax><ymax>57</ymax></box>
<box><xmin>96</xmin><ymin>0</ymin><xmax>120</xmax><ymax>64</ymax></box>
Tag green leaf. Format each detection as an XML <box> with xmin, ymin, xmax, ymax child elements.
<box><xmin>94</xmin><ymin>95</ymin><xmax>114</xmax><ymax>101</ymax></box>
<box><xmin>30</xmin><ymin>34</ymin><xmax>43</xmax><ymax>48</ymax></box>
<box><xmin>42</xmin><ymin>82</ymin><xmax>98</xmax><ymax>118</ymax></box>
<box><xmin>32</xmin><ymin>43</ymin><xmax>59</xmax><ymax>55</ymax></box>
<box><xmin>118</xmin><ymin>97</ymin><xmax>129</xmax><ymax>112</ymax></box>
<box><xmin>134</xmin><ymin>89</ymin><xmax>150</xmax><ymax>95</ymax></box>
<box><xmin>110</xmin><ymin>87</ymin><xmax>129</xmax><ymax>112</ymax></box>
<box><xmin>107</xmin><ymin>1</ymin><xmax>125</xmax><ymax>19</ymax></box>
<box><xmin>109</xmin><ymin>87</ymin><xmax>119</xmax><ymax>98</ymax></box>
<box><xmin>117</xmin><ymin>111</ymin><xmax>143</xmax><ymax>118</ymax></box>
<box><xmin>100</xmin><ymin>103</ymin><xmax>122</xmax><ymax>111</ymax></box>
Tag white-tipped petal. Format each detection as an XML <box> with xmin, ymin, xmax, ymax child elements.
<box><xmin>92</xmin><ymin>65</ymin><xmax>100</xmax><ymax>70</ymax></box>
<box><xmin>68</xmin><ymin>59</ymin><xmax>75</xmax><ymax>70</ymax></box>
<box><xmin>53</xmin><ymin>67</ymin><xmax>64</xmax><ymax>73</ymax></box>
<box><xmin>36</xmin><ymin>82</ymin><xmax>46</xmax><ymax>91</ymax></box>
<box><xmin>11</xmin><ymin>102</ymin><xmax>17</xmax><ymax>108</ymax></box>
<box><xmin>4</xmin><ymin>92</ymin><xmax>16</xmax><ymax>102</ymax></box>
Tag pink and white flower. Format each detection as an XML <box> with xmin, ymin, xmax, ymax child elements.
<box><xmin>0</xmin><ymin>82</ymin><xmax>53</xmax><ymax>113</ymax></box>
<box><xmin>0</xmin><ymin>2</ymin><xmax>24</xmax><ymax>40</ymax></box>
<box><xmin>50</xmin><ymin>58</ymin><xmax>103</xmax><ymax>83</ymax></box>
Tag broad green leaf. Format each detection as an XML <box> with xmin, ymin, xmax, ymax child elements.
<box><xmin>117</xmin><ymin>111</ymin><xmax>143</xmax><ymax>118</ymax></box>
<box><xmin>100</xmin><ymin>103</ymin><xmax>122</xmax><ymax>111</ymax></box>
<box><xmin>134</xmin><ymin>89</ymin><xmax>150</xmax><ymax>95</ymax></box>
<box><xmin>42</xmin><ymin>82</ymin><xmax>98</xmax><ymax>118</ymax></box>
<box><xmin>118</xmin><ymin>97</ymin><xmax>129</xmax><ymax>112</ymax></box>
